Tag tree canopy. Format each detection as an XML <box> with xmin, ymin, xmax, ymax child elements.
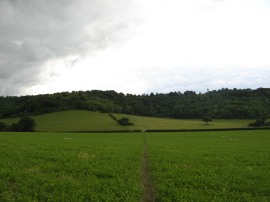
<box><xmin>0</xmin><ymin>88</ymin><xmax>269</xmax><ymax>120</ymax></box>
<box><xmin>19</xmin><ymin>117</ymin><xmax>36</xmax><ymax>132</ymax></box>
<box><xmin>202</xmin><ymin>116</ymin><xmax>212</xmax><ymax>125</ymax></box>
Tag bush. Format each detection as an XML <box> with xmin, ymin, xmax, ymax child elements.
<box><xmin>117</xmin><ymin>117</ymin><xmax>134</xmax><ymax>126</ymax></box>
<box><xmin>249</xmin><ymin>121</ymin><xmax>270</xmax><ymax>127</ymax></box>
<box><xmin>11</xmin><ymin>123</ymin><xmax>23</xmax><ymax>132</ymax></box>
<box><xmin>249</xmin><ymin>114</ymin><xmax>270</xmax><ymax>127</ymax></box>
<box><xmin>0</xmin><ymin>122</ymin><xmax>7</xmax><ymax>131</ymax></box>
<box><xmin>3</xmin><ymin>125</ymin><xmax>15</xmax><ymax>132</ymax></box>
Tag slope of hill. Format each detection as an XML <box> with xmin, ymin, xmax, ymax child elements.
<box><xmin>0</xmin><ymin>110</ymin><xmax>252</xmax><ymax>132</ymax></box>
<box><xmin>35</xmin><ymin>110</ymin><xmax>121</xmax><ymax>131</ymax></box>
<box><xmin>0</xmin><ymin>88</ymin><xmax>270</xmax><ymax>120</ymax></box>
<box><xmin>112</xmin><ymin>114</ymin><xmax>252</xmax><ymax>130</ymax></box>
<box><xmin>0</xmin><ymin>110</ymin><xmax>118</xmax><ymax>131</ymax></box>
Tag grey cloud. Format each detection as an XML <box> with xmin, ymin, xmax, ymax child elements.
<box><xmin>0</xmin><ymin>0</ymin><xmax>138</xmax><ymax>95</ymax></box>
<box><xmin>138</xmin><ymin>67</ymin><xmax>270</xmax><ymax>94</ymax></box>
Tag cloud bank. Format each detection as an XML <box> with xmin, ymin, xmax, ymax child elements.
<box><xmin>0</xmin><ymin>0</ymin><xmax>140</xmax><ymax>95</ymax></box>
<box><xmin>0</xmin><ymin>0</ymin><xmax>270</xmax><ymax>96</ymax></box>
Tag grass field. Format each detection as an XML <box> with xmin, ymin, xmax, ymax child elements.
<box><xmin>0</xmin><ymin>130</ymin><xmax>269</xmax><ymax>201</ymax></box>
<box><xmin>0</xmin><ymin>110</ymin><xmax>253</xmax><ymax>131</ymax></box>
<box><xmin>112</xmin><ymin>113</ymin><xmax>252</xmax><ymax>130</ymax></box>
<box><xmin>0</xmin><ymin>111</ymin><xmax>120</xmax><ymax>131</ymax></box>
<box><xmin>146</xmin><ymin>130</ymin><xmax>270</xmax><ymax>201</ymax></box>
<box><xmin>0</xmin><ymin>132</ymin><xmax>143</xmax><ymax>201</ymax></box>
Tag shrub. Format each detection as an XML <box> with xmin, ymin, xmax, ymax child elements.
<box><xmin>117</xmin><ymin>117</ymin><xmax>134</xmax><ymax>126</ymax></box>
<box><xmin>249</xmin><ymin>120</ymin><xmax>270</xmax><ymax>127</ymax></box>
<box><xmin>11</xmin><ymin>123</ymin><xmax>23</xmax><ymax>132</ymax></box>
<box><xmin>0</xmin><ymin>122</ymin><xmax>7</xmax><ymax>131</ymax></box>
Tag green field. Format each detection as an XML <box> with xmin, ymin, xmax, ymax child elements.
<box><xmin>0</xmin><ymin>132</ymin><xmax>143</xmax><ymax>201</ymax></box>
<box><xmin>146</xmin><ymin>130</ymin><xmax>270</xmax><ymax>201</ymax></box>
<box><xmin>0</xmin><ymin>111</ymin><xmax>120</xmax><ymax>131</ymax></box>
<box><xmin>112</xmin><ymin>113</ymin><xmax>252</xmax><ymax>130</ymax></box>
<box><xmin>0</xmin><ymin>130</ymin><xmax>269</xmax><ymax>201</ymax></box>
<box><xmin>0</xmin><ymin>110</ymin><xmax>253</xmax><ymax>131</ymax></box>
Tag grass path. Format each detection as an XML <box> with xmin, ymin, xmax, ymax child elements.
<box><xmin>141</xmin><ymin>133</ymin><xmax>156</xmax><ymax>202</ymax></box>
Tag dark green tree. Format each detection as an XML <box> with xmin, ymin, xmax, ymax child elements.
<box><xmin>249</xmin><ymin>111</ymin><xmax>268</xmax><ymax>127</ymax></box>
<box><xmin>117</xmin><ymin>117</ymin><xmax>134</xmax><ymax>126</ymax></box>
<box><xmin>255</xmin><ymin>112</ymin><xmax>267</xmax><ymax>125</ymax></box>
<box><xmin>3</xmin><ymin>125</ymin><xmax>15</xmax><ymax>132</ymax></box>
<box><xmin>0</xmin><ymin>122</ymin><xmax>7</xmax><ymax>131</ymax></box>
<box><xmin>11</xmin><ymin>123</ymin><xmax>23</xmax><ymax>132</ymax></box>
<box><xmin>202</xmin><ymin>116</ymin><xmax>212</xmax><ymax>125</ymax></box>
<box><xmin>19</xmin><ymin>117</ymin><xmax>36</xmax><ymax>132</ymax></box>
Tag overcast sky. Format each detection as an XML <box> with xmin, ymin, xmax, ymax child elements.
<box><xmin>0</xmin><ymin>0</ymin><xmax>270</xmax><ymax>96</ymax></box>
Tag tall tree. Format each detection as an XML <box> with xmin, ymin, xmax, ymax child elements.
<box><xmin>202</xmin><ymin>116</ymin><xmax>212</xmax><ymax>125</ymax></box>
<box><xmin>19</xmin><ymin>117</ymin><xmax>36</xmax><ymax>132</ymax></box>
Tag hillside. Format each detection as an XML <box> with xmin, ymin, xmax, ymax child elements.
<box><xmin>0</xmin><ymin>110</ymin><xmax>253</xmax><ymax>132</ymax></box>
<box><xmin>0</xmin><ymin>88</ymin><xmax>270</xmax><ymax>120</ymax></box>
<box><xmin>1</xmin><ymin>110</ymin><xmax>119</xmax><ymax>131</ymax></box>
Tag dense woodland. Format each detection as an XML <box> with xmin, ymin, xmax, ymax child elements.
<box><xmin>0</xmin><ymin>88</ymin><xmax>270</xmax><ymax>120</ymax></box>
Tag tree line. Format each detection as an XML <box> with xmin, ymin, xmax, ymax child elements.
<box><xmin>0</xmin><ymin>88</ymin><xmax>269</xmax><ymax>120</ymax></box>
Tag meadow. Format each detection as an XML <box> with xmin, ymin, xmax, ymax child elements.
<box><xmin>0</xmin><ymin>130</ymin><xmax>269</xmax><ymax>201</ymax></box>
<box><xmin>146</xmin><ymin>130</ymin><xmax>270</xmax><ymax>201</ymax></box>
<box><xmin>0</xmin><ymin>110</ymin><xmax>253</xmax><ymax>131</ymax></box>
<box><xmin>0</xmin><ymin>132</ymin><xmax>143</xmax><ymax>201</ymax></box>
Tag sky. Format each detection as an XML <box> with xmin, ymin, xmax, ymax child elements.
<box><xmin>0</xmin><ymin>0</ymin><xmax>270</xmax><ymax>96</ymax></box>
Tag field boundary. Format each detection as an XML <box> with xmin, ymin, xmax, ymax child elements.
<box><xmin>145</xmin><ymin>126</ymin><xmax>270</xmax><ymax>132</ymax></box>
<box><xmin>36</xmin><ymin>127</ymin><xmax>270</xmax><ymax>133</ymax></box>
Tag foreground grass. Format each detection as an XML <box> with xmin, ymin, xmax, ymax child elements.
<box><xmin>0</xmin><ymin>132</ymin><xmax>143</xmax><ymax>201</ymax></box>
<box><xmin>0</xmin><ymin>130</ymin><xmax>269</xmax><ymax>201</ymax></box>
<box><xmin>146</xmin><ymin>130</ymin><xmax>270</xmax><ymax>201</ymax></box>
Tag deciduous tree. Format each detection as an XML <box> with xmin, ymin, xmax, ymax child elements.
<box><xmin>19</xmin><ymin>117</ymin><xmax>36</xmax><ymax>132</ymax></box>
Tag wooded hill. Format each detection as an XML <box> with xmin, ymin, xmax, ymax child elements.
<box><xmin>0</xmin><ymin>88</ymin><xmax>269</xmax><ymax>119</ymax></box>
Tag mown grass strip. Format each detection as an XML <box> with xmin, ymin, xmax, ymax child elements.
<box><xmin>141</xmin><ymin>133</ymin><xmax>156</xmax><ymax>202</ymax></box>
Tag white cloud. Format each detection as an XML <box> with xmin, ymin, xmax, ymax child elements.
<box><xmin>1</xmin><ymin>0</ymin><xmax>270</xmax><ymax>95</ymax></box>
<box><xmin>0</xmin><ymin>0</ymin><xmax>141</xmax><ymax>95</ymax></box>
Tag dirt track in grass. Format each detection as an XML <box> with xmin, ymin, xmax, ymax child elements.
<box><xmin>141</xmin><ymin>133</ymin><xmax>156</xmax><ymax>202</ymax></box>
